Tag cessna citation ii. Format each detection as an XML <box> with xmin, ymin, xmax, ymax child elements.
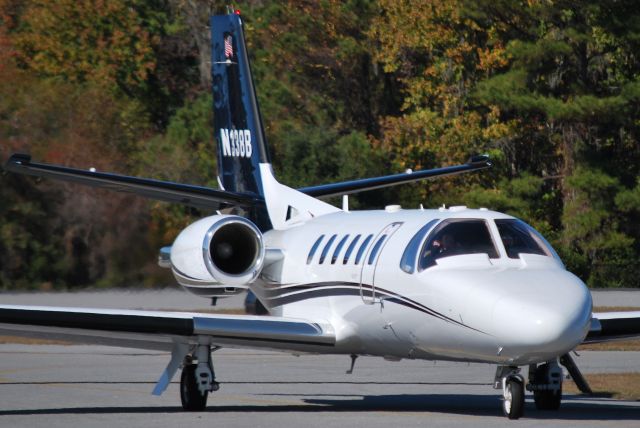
<box><xmin>2</xmin><ymin>12</ymin><xmax>640</xmax><ymax>420</ymax></box>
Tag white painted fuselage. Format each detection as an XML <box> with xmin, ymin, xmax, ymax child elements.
<box><xmin>253</xmin><ymin>207</ymin><xmax>592</xmax><ymax>366</ymax></box>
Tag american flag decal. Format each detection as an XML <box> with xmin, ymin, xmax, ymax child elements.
<box><xmin>224</xmin><ymin>35</ymin><xmax>233</xmax><ymax>59</ymax></box>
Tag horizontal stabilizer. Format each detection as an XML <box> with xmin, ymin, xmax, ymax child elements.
<box><xmin>4</xmin><ymin>154</ymin><xmax>262</xmax><ymax>210</ymax></box>
<box><xmin>298</xmin><ymin>155</ymin><xmax>492</xmax><ymax>198</ymax></box>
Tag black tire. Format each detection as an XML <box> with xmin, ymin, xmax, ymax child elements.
<box><xmin>502</xmin><ymin>379</ymin><xmax>524</xmax><ymax>419</ymax></box>
<box><xmin>534</xmin><ymin>387</ymin><xmax>562</xmax><ymax>411</ymax></box>
<box><xmin>180</xmin><ymin>364</ymin><xmax>208</xmax><ymax>411</ymax></box>
<box><xmin>532</xmin><ymin>363</ymin><xmax>562</xmax><ymax>411</ymax></box>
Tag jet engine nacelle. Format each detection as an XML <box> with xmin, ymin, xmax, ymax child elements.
<box><xmin>170</xmin><ymin>215</ymin><xmax>265</xmax><ymax>295</ymax></box>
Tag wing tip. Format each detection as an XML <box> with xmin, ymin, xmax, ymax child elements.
<box><xmin>468</xmin><ymin>153</ymin><xmax>491</xmax><ymax>166</ymax></box>
<box><xmin>5</xmin><ymin>153</ymin><xmax>31</xmax><ymax>171</ymax></box>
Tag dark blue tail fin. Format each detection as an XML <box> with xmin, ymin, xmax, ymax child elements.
<box><xmin>211</xmin><ymin>13</ymin><xmax>270</xmax><ymax>197</ymax></box>
<box><xmin>210</xmin><ymin>13</ymin><xmax>341</xmax><ymax>231</ymax></box>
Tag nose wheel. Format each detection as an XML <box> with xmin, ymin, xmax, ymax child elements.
<box><xmin>502</xmin><ymin>377</ymin><xmax>525</xmax><ymax>419</ymax></box>
<box><xmin>495</xmin><ymin>366</ymin><xmax>525</xmax><ymax>419</ymax></box>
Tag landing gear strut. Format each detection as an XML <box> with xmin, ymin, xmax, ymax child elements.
<box><xmin>495</xmin><ymin>366</ymin><xmax>525</xmax><ymax>419</ymax></box>
<box><xmin>180</xmin><ymin>345</ymin><xmax>219</xmax><ymax>411</ymax></box>
<box><xmin>527</xmin><ymin>360</ymin><xmax>563</xmax><ymax>411</ymax></box>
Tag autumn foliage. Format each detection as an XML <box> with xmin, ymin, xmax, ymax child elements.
<box><xmin>0</xmin><ymin>1</ymin><xmax>638</xmax><ymax>289</ymax></box>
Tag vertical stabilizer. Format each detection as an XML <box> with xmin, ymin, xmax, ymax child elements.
<box><xmin>211</xmin><ymin>13</ymin><xmax>339</xmax><ymax>230</ymax></box>
<box><xmin>211</xmin><ymin>14</ymin><xmax>268</xmax><ymax>196</ymax></box>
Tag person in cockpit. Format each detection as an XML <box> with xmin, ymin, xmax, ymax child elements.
<box><xmin>422</xmin><ymin>233</ymin><xmax>458</xmax><ymax>264</ymax></box>
<box><xmin>439</xmin><ymin>234</ymin><xmax>457</xmax><ymax>256</ymax></box>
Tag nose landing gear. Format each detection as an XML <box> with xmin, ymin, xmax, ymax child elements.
<box><xmin>495</xmin><ymin>366</ymin><xmax>525</xmax><ymax>419</ymax></box>
<box><xmin>495</xmin><ymin>359</ymin><xmax>567</xmax><ymax>419</ymax></box>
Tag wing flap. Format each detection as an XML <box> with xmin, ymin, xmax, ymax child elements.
<box><xmin>0</xmin><ymin>305</ymin><xmax>335</xmax><ymax>352</ymax></box>
<box><xmin>4</xmin><ymin>154</ymin><xmax>262</xmax><ymax>209</ymax></box>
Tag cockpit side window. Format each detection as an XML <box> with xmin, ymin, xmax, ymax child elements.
<box><xmin>400</xmin><ymin>219</ymin><xmax>439</xmax><ymax>274</ymax></box>
<box><xmin>495</xmin><ymin>219</ymin><xmax>552</xmax><ymax>259</ymax></box>
<box><xmin>418</xmin><ymin>219</ymin><xmax>498</xmax><ymax>271</ymax></box>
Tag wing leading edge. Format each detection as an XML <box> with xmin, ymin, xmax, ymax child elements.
<box><xmin>0</xmin><ymin>305</ymin><xmax>335</xmax><ymax>352</ymax></box>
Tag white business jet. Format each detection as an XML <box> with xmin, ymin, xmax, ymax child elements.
<box><xmin>2</xmin><ymin>12</ymin><xmax>639</xmax><ymax>420</ymax></box>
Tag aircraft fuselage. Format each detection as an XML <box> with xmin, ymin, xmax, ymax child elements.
<box><xmin>254</xmin><ymin>206</ymin><xmax>592</xmax><ymax>366</ymax></box>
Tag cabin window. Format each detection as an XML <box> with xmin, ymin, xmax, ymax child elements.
<box><xmin>343</xmin><ymin>234</ymin><xmax>361</xmax><ymax>264</ymax></box>
<box><xmin>307</xmin><ymin>235</ymin><xmax>325</xmax><ymax>264</ymax></box>
<box><xmin>368</xmin><ymin>235</ymin><xmax>387</xmax><ymax>265</ymax></box>
<box><xmin>495</xmin><ymin>219</ymin><xmax>552</xmax><ymax>259</ymax></box>
<box><xmin>355</xmin><ymin>234</ymin><xmax>374</xmax><ymax>265</ymax></box>
<box><xmin>418</xmin><ymin>219</ymin><xmax>498</xmax><ymax>271</ymax></box>
<box><xmin>319</xmin><ymin>234</ymin><xmax>337</xmax><ymax>264</ymax></box>
<box><xmin>400</xmin><ymin>219</ymin><xmax>439</xmax><ymax>274</ymax></box>
<box><xmin>331</xmin><ymin>235</ymin><xmax>350</xmax><ymax>264</ymax></box>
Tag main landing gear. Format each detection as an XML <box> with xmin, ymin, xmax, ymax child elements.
<box><xmin>180</xmin><ymin>344</ymin><xmax>220</xmax><ymax>411</ymax></box>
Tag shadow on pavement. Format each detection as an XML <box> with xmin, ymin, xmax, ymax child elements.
<box><xmin>1</xmin><ymin>393</ymin><xmax>639</xmax><ymax>420</ymax></box>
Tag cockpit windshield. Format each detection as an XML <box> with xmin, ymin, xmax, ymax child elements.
<box><xmin>418</xmin><ymin>219</ymin><xmax>499</xmax><ymax>271</ymax></box>
<box><xmin>495</xmin><ymin>219</ymin><xmax>552</xmax><ymax>259</ymax></box>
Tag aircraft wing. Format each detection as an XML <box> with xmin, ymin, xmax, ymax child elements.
<box><xmin>298</xmin><ymin>155</ymin><xmax>492</xmax><ymax>198</ymax></box>
<box><xmin>584</xmin><ymin>311</ymin><xmax>640</xmax><ymax>343</ymax></box>
<box><xmin>0</xmin><ymin>304</ymin><xmax>335</xmax><ymax>353</ymax></box>
<box><xmin>4</xmin><ymin>154</ymin><xmax>262</xmax><ymax>210</ymax></box>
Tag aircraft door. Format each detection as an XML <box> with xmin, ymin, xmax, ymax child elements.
<box><xmin>359</xmin><ymin>222</ymin><xmax>403</xmax><ymax>304</ymax></box>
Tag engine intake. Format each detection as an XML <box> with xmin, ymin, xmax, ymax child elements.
<box><xmin>170</xmin><ymin>215</ymin><xmax>265</xmax><ymax>290</ymax></box>
<box><xmin>203</xmin><ymin>216</ymin><xmax>265</xmax><ymax>285</ymax></box>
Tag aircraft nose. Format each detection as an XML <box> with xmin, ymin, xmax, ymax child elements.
<box><xmin>491</xmin><ymin>272</ymin><xmax>592</xmax><ymax>364</ymax></box>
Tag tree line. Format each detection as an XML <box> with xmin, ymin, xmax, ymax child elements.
<box><xmin>1</xmin><ymin>0</ymin><xmax>638</xmax><ymax>290</ymax></box>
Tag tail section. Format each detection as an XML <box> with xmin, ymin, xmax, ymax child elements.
<box><xmin>211</xmin><ymin>13</ymin><xmax>269</xmax><ymax>196</ymax></box>
<box><xmin>211</xmin><ymin>14</ymin><xmax>339</xmax><ymax>230</ymax></box>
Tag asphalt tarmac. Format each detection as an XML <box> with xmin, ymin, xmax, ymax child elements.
<box><xmin>1</xmin><ymin>289</ymin><xmax>640</xmax><ymax>427</ymax></box>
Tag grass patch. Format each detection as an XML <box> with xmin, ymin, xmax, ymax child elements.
<box><xmin>0</xmin><ymin>336</ymin><xmax>71</xmax><ymax>345</ymax></box>
<box><xmin>593</xmin><ymin>306</ymin><xmax>640</xmax><ymax>312</ymax></box>
<box><xmin>565</xmin><ymin>373</ymin><xmax>640</xmax><ymax>400</ymax></box>
<box><xmin>578</xmin><ymin>340</ymin><xmax>640</xmax><ymax>351</ymax></box>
